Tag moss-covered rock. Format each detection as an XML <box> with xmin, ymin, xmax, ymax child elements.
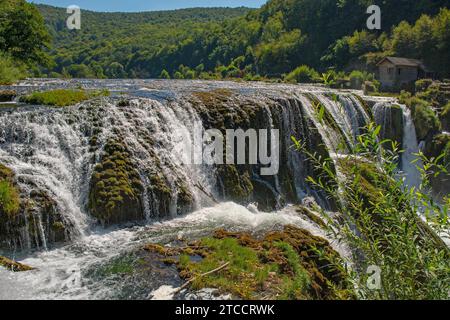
<box><xmin>88</xmin><ymin>139</ymin><xmax>144</xmax><ymax>225</ymax></box>
<box><xmin>144</xmin><ymin>225</ymin><xmax>354</xmax><ymax>300</ymax></box>
<box><xmin>19</xmin><ymin>89</ymin><xmax>110</xmax><ymax>107</ymax></box>
<box><xmin>336</xmin><ymin>157</ymin><xmax>391</xmax><ymax>211</ymax></box>
<box><xmin>415</xmin><ymin>79</ymin><xmax>433</xmax><ymax>93</ymax></box>
<box><xmin>410</xmin><ymin>102</ymin><xmax>440</xmax><ymax>141</ymax></box>
<box><xmin>217</xmin><ymin>165</ymin><xmax>253</xmax><ymax>203</ymax></box>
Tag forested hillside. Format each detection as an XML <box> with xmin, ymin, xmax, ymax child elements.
<box><xmin>36</xmin><ymin>0</ymin><xmax>450</xmax><ymax>80</ymax></box>
<box><xmin>38</xmin><ymin>5</ymin><xmax>254</xmax><ymax>79</ymax></box>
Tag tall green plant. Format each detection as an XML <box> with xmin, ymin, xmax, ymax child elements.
<box><xmin>292</xmin><ymin>123</ymin><xmax>450</xmax><ymax>300</ymax></box>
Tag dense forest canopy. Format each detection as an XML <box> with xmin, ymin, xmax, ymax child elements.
<box><xmin>34</xmin><ymin>0</ymin><xmax>450</xmax><ymax>80</ymax></box>
<box><xmin>0</xmin><ymin>0</ymin><xmax>449</xmax><ymax>81</ymax></box>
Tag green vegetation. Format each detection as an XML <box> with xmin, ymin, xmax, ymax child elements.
<box><xmin>145</xmin><ymin>226</ymin><xmax>353</xmax><ymax>300</ymax></box>
<box><xmin>293</xmin><ymin>123</ymin><xmax>450</xmax><ymax>299</ymax></box>
<box><xmin>399</xmin><ymin>91</ymin><xmax>442</xmax><ymax>141</ymax></box>
<box><xmin>19</xmin><ymin>89</ymin><xmax>109</xmax><ymax>106</ymax></box>
<box><xmin>0</xmin><ymin>53</ymin><xmax>27</xmax><ymax>85</ymax></box>
<box><xmin>273</xmin><ymin>241</ymin><xmax>311</xmax><ymax>300</ymax></box>
<box><xmin>0</xmin><ymin>164</ymin><xmax>20</xmax><ymax>219</ymax></box>
<box><xmin>31</xmin><ymin>1</ymin><xmax>449</xmax><ymax>81</ymax></box>
<box><xmin>95</xmin><ymin>255</ymin><xmax>137</xmax><ymax>277</ymax></box>
<box><xmin>0</xmin><ymin>1</ymin><xmax>448</xmax><ymax>82</ymax></box>
<box><xmin>284</xmin><ymin>65</ymin><xmax>319</xmax><ymax>83</ymax></box>
<box><xmin>0</xmin><ymin>181</ymin><xmax>20</xmax><ymax>218</ymax></box>
<box><xmin>89</xmin><ymin>139</ymin><xmax>144</xmax><ymax>225</ymax></box>
<box><xmin>0</xmin><ymin>0</ymin><xmax>51</xmax><ymax>83</ymax></box>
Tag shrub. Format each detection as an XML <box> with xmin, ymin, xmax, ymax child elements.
<box><xmin>173</xmin><ymin>71</ymin><xmax>184</xmax><ymax>79</ymax></box>
<box><xmin>159</xmin><ymin>69</ymin><xmax>170</xmax><ymax>79</ymax></box>
<box><xmin>399</xmin><ymin>93</ymin><xmax>441</xmax><ymax>140</ymax></box>
<box><xmin>293</xmin><ymin>123</ymin><xmax>450</xmax><ymax>299</ymax></box>
<box><xmin>349</xmin><ymin>71</ymin><xmax>364</xmax><ymax>89</ymax></box>
<box><xmin>19</xmin><ymin>89</ymin><xmax>109</xmax><ymax>107</ymax></box>
<box><xmin>284</xmin><ymin>65</ymin><xmax>319</xmax><ymax>83</ymax></box>
<box><xmin>415</xmin><ymin>79</ymin><xmax>433</xmax><ymax>92</ymax></box>
<box><xmin>363</xmin><ymin>81</ymin><xmax>378</xmax><ymax>94</ymax></box>
<box><xmin>0</xmin><ymin>53</ymin><xmax>27</xmax><ymax>85</ymax></box>
<box><xmin>320</xmin><ymin>70</ymin><xmax>337</xmax><ymax>86</ymax></box>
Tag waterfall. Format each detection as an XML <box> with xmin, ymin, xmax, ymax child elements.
<box><xmin>372</xmin><ymin>101</ymin><xmax>423</xmax><ymax>189</ymax></box>
<box><xmin>0</xmin><ymin>97</ymin><xmax>218</xmax><ymax>249</ymax></box>
<box><xmin>400</xmin><ymin>105</ymin><xmax>423</xmax><ymax>189</ymax></box>
<box><xmin>0</xmin><ymin>80</ymin><xmax>421</xmax><ymax>251</ymax></box>
<box><xmin>0</xmin><ymin>107</ymin><xmax>93</xmax><ymax>248</ymax></box>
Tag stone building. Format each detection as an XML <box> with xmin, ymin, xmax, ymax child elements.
<box><xmin>376</xmin><ymin>57</ymin><xmax>433</xmax><ymax>89</ymax></box>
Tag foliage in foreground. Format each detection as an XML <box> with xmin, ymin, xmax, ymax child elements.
<box><xmin>293</xmin><ymin>123</ymin><xmax>450</xmax><ymax>299</ymax></box>
<box><xmin>0</xmin><ymin>53</ymin><xmax>27</xmax><ymax>85</ymax></box>
<box><xmin>19</xmin><ymin>89</ymin><xmax>110</xmax><ymax>106</ymax></box>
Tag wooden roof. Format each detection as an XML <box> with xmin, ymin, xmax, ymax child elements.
<box><xmin>376</xmin><ymin>57</ymin><xmax>422</xmax><ymax>67</ymax></box>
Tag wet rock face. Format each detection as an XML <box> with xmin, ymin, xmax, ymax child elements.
<box><xmin>189</xmin><ymin>90</ymin><xmax>334</xmax><ymax>211</ymax></box>
<box><xmin>373</xmin><ymin>103</ymin><xmax>404</xmax><ymax>150</ymax></box>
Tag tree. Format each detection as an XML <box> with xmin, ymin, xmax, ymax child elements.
<box><xmin>67</xmin><ymin>64</ymin><xmax>94</xmax><ymax>78</ymax></box>
<box><xmin>0</xmin><ymin>0</ymin><xmax>51</xmax><ymax>67</ymax></box>
<box><xmin>106</xmin><ymin>62</ymin><xmax>126</xmax><ymax>78</ymax></box>
<box><xmin>160</xmin><ymin>69</ymin><xmax>171</xmax><ymax>79</ymax></box>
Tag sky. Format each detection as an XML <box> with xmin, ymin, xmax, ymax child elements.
<box><xmin>27</xmin><ymin>0</ymin><xmax>267</xmax><ymax>12</ymax></box>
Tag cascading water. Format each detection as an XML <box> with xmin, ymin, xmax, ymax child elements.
<box><xmin>372</xmin><ymin>101</ymin><xmax>423</xmax><ymax>189</ymax></box>
<box><xmin>0</xmin><ymin>79</ymin><xmax>418</xmax><ymax>299</ymax></box>
<box><xmin>400</xmin><ymin>105</ymin><xmax>423</xmax><ymax>189</ymax></box>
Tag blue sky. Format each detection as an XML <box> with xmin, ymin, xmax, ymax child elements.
<box><xmin>27</xmin><ymin>1</ymin><xmax>267</xmax><ymax>12</ymax></box>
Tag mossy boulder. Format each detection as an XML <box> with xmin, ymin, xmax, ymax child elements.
<box><xmin>336</xmin><ymin>157</ymin><xmax>395</xmax><ymax>213</ymax></box>
<box><xmin>88</xmin><ymin>139</ymin><xmax>144</xmax><ymax>225</ymax></box>
<box><xmin>145</xmin><ymin>225</ymin><xmax>354</xmax><ymax>300</ymax></box>
<box><xmin>217</xmin><ymin>165</ymin><xmax>253</xmax><ymax>203</ymax></box>
<box><xmin>407</xmin><ymin>101</ymin><xmax>441</xmax><ymax>141</ymax></box>
<box><xmin>189</xmin><ymin>90</ymin><xmax>336</xmax><ymax>211</ymax></box>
